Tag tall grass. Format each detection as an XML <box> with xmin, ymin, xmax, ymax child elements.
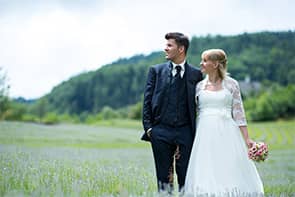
<box><xmin>0</xmin><ymin>121</ymin><xmax>294</xmax><ymax>196</ymax></box>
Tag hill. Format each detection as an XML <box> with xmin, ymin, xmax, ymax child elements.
<box><xmin>44</xmin><ymin>31</ymin><xmax>295</xmax><ymax>114</ymax></box>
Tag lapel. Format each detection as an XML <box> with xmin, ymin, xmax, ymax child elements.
<box><xmin>184</xmin><ymin>62</ymin><xmax>191</xmax><ymax>86</ymax></box>
<box><xmin>184</xmin><ymin>62</ymin><xmax>194</xmax><ymax>106</ymax></box>
<box><xmin>158</xmin><ymin>62</ymin><xmax>172</xmax><ymax>110</ymax></box>
<box><xmin>163</xmin><ymin>61</ymin><xmax>173</xmax><ymax>87</ymax></box>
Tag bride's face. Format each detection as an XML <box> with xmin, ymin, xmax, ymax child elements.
<box><xmin>200</xmin><ymin>54</ymin><xmax>216</xmax><ymax>74</ymax></box>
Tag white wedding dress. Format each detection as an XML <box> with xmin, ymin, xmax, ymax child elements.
<box><xmin>184</xmin><ymin>76</ymin><xmax>264</xmax><ymax>197</ymax></box>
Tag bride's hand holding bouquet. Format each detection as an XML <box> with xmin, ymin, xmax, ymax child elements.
<box><xmin>246</xmin><ymin>138</ymin><xmax>255</xmax><ymax>148</ymax></box>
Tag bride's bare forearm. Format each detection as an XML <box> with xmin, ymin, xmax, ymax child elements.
<box><xmin>239</xmin><ymin>126</ymin><xmax>255</xmax><ymax>148</ymax></box>
<box><xmin>239</xmin><ymin>126</ymin><xmax>250</xmax><ymax>140</ymax></box>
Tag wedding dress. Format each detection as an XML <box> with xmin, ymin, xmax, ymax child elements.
<box><xmin>184</xmin><ymin>76</ymin><xmax>264</xmax><ymax>197</ymax></box>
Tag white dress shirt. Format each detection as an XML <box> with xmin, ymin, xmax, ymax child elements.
<box><xmin>172</xmin><ymin>61</ymin><xmax>185</xmax><ymax>78</ymax></box>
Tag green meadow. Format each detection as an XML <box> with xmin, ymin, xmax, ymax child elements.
<box><xmin>0</xmin><ymin>120</ymin><xmax>294</xmax><ymax>196</ymax></box>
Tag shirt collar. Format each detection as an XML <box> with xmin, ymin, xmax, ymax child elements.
<box><xmin>172</xmin><ymin>60</ymin><xmax>186</xmax><ymax>71</ymax></box>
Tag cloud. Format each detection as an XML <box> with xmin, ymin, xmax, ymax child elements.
<box><xmin>0</xmin><ymin>0</ymin><xmax>294</xmax><ymax>99</ymax></box>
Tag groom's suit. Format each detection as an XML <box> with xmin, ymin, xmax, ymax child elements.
<box><xmin>141</xmin><ymin>61</ymin><xmax>203</xmax><ymax>191</ymax></box>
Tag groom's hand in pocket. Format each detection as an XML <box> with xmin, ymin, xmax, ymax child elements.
<box><xmin>147</xmin><ymin>128</ymin><xmax>152</xmax><ymax>138</ymax></box>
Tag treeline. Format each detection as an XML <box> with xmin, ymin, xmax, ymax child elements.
<box><xmin>43</xmin><ymin>31</ymin><xmax>295</xmax><ymax>115</ymax></box>
<box><xmin>1</xmin><ymin>83</ymin><xmax>294</xmax><ymax>124</ymax></box>
<box><xmin>188</xmin><ymin>31</ymin><xmax>295</xmax><ymax>84</ymax></box>
<box><xmin>1</xmin><ymin>31</ymin><xmax>295</xmax><ymax>123</ymax></box>
<box><xmin>244</xmin><ymin>84</ymin><xmax>295</xmax><ymax>121</ymax></box>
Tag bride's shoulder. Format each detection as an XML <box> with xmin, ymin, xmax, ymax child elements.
<box><xmin>223</xmin><ymin>76</ymin><xmax>241</xmax><ymax>94</ymax></box>
<box><xmin>196</xmin><ymin>78</ymin><xmax>206</xmax><ymax>96</ymax></box>
<box><xmin>198</xmin><ymin>79</ymin><xmax>206</xmax><ymax>84</ymax></box>
<box><xmin>196</xmin><ymin>78</ymin><xmax>206</xmax><ymax>87</ymax></box>
<box><xmin>224</xmin><ymin>75</ymin><xmax>239</xmax><ymax>86</ymax></box>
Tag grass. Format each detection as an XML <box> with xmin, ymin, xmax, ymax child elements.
<box><xmin>0</xmin><ymin>121</ymin><xmax>148</xmax><ymax>149</ymax></box>
<box><xmin>92</xmin><ymin>119</ymin><xmax>143</xmax><ymax>129</ymax></box>
<box><xmin>0</xmin><ymin>120</ymin><xmax>294</xmax><ymax>196</ymax></box>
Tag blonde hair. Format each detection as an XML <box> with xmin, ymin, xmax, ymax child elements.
<box><xmin>202</xmin><ymin>49</ymin><xmax>228</xmax><ymax>79</ymax></box>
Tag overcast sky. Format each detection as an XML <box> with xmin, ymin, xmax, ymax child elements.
<box><xmin>1</xmin><ymin>0</ymin><xmax>294</xmax><ymax>99</ymax></box>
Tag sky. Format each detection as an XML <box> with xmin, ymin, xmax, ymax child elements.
<box><xmin>0</xmin><ymin>0</ymin><xmax>294</xmax><ymax>99</ymax></box>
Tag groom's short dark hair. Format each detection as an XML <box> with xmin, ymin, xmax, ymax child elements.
<box><xmin>165</xmin><ymin>32</ymin><xmax>190</xmax><ymax>54</ymax></box>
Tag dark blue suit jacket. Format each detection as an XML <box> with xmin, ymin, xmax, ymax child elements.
<box><xmin>141</xmin><ymin>61</ymin><xmax>203</xmax><ymax>141</ymax></box>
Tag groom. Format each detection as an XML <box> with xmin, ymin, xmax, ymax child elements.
<box><xmin>141</xmin><ymin>32</ymin><xmax>203</xmax><ymax>192</ymax></box>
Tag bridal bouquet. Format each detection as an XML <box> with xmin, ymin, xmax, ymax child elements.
<box><xmin>248</xmin><ymin>142</ymin><xmax>269</xmax><ymax>162</ymax></box>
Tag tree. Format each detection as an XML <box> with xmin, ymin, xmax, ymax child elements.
<box><xmin>0</xmin><ymin>67</ymin><xmax>10</xmax><ymax>119</ymax></box>
<box><xmin>36</xmin><ymin>98</ymin><xmax>49</xmax><ymax>122</ymax></box>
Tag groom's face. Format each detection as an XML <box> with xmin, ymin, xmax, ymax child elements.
<box><xmin>164</xmin><ymin>39</ymin><xmax>182</xmax><ymax>62</ymax></box>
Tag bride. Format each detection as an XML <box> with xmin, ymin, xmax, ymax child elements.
<box><xmin>184</xmin><ymin>49</ymin><xmax>264</xmax><ymax>196</ymax></box>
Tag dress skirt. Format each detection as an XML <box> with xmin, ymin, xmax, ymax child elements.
<box><xmin>184</xmin><ymin>111</ymin><xmax>264</xmax><ymax>196</ymax></box>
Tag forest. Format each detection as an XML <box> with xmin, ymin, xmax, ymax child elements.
<box><xmin>0</xmin><ymin>31</ymin><xmax>294</xmax><ymax>123</ymax></box>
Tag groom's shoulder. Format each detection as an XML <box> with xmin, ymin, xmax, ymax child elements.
<box><xmin>150</xmin><ymin>62</ymin><xmax>170</xmax><ymax>72</ymax></box>
<box><xmin>187</xmin><ymin>63</ymin><xmax>201</xmax><ymax>73</ymax></box>
<box><xmin>154</xmin><ymin>62</ymin><xmax>169</xmax><ymax>68</ymax></box>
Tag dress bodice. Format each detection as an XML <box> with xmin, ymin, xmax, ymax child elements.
<box><xmin>198</xmin><ymin>89</ymin><xmax>233</xmax><ymax>119</ymax></box>
<box><xmin>195</xmin><ymin>75</ymin><xmax>248</xmax><ymax>126</ymax></box>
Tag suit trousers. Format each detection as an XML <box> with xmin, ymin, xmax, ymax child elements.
<box><xmin>150</xmin><ymin>123</ymin><xmax>193</xmax><ymax>192</ymax></box>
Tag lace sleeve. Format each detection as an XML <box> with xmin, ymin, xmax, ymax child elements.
<box><xmin>228</xmin><ymin>78</ymin><xmax>247</xmax><ymax>126</ymax></box>
<box><xmin>195</xmin><ymin>81</ymin><xmax>203</xmax><ymax>98</ymax></box>
<box><xmin>195</xmin><ymin>80</ymin><xmax>204</xmax><ymax>114</ymax></box>
<box><xmin>225</xmin><ymin>76</ymin><xmax>247</xmax><ymax>126</ymax></box>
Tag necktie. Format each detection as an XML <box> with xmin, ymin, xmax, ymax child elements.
<box><xmin>175</xmin><ymin>65</ymin><xmax>181</xmax><ymax>78</ymax></box>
